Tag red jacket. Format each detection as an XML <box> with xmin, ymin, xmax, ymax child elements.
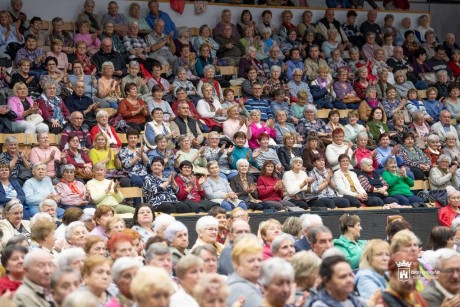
<box><xmin>438</xmin><ymin>205</ymin><xmax>459</xmax><ymax>227</ymax></box>
<box><xmin>257</xmin><ymin>175</ymin><xmax>283</xmax><ymax>201</ymax></box>
<box><xmin>175</xmin><ymin>175</ymin><xmax>204</xmax><ymax>202</ymax></box>
<box><xmin>36</xmin><ymin>97</ymin><xmax>70</xmax><ymax>122</ymax></box>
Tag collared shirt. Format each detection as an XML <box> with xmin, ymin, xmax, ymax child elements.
<box><xmin>0</xmin><ymin>152</ymin><xmax>26</xmax><ymax>178</ymax></box>
<box><xmin>123</xmin><ymin>35</ymin><xmax>148</xmax><ymax>60</ymax></box>
<box><xmin>146</xmin><ymin>31</ymin><xmax>170</xmax><ymax>52</ymax></box>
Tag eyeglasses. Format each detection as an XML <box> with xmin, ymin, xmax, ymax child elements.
<box><xmin>440</xmin><ymin>268</ymin><xmax>460</xmax><ymax>275</ymax></box>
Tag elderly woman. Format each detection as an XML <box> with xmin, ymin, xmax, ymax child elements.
<box><xmin>382</xmin><ymin>86</ymin><xmax>406</xmax><ymax>125</ymax></box>
<box><xmin>394</xmin><ymin>70</ymin><xmax>417</xmax><ymax>98</ymax></box>
<box><xmin>131</xmin><ymin>266</ymin><xmax>175</xmax><ymax>307</ymax></box>
<box><xmin>194</xmin><ymin>274</ymin><xmax>235</xmax><ymax>306</ymax></box>
<box><xmin>352</xmin><ymin>132</ymin><xmax>378</xmax><ymax>170</ymax></box>
<box><xmin>0</xmin><ymin>199</ymin><xmax>31</xmax><ymax>244</ymax></box>
<box><xmin>64</xmin><ymin>221</ymin><xmax>88</xmax><ymax>249</ymax></box>
<box><xmin>69</xmin><ymin>42</ymin><xmax>97</xmax><ymax>78</ymax></box>
<box><xmin>281</xmin><ymin>157</ymin><xmax>320</xmax><ymax>210</ymax></box>
<box><xmin>55</xmin><ymin>164</ymin><xmax>91</xmax><ymax>209</ymax></box>
<box><xmin>147</xmin><ymin>134</ymin><xmax>175</xmax><ymax>177</ymax></box>
<box><xmin>410</xmin><ymin>111</ymin><xmax>430</xmax><ymax>149</ymax></box>
<box><xmin>443</xmin><ymin>132</ymin><xmax>460</xmax><ymax>162</ymax></box>
<box><xmin>343</xmin><ymin>110</ymin><xmax>365</xmax><ymax>145</ymax></box>
<box><xmin>301</xmin><ymin>135</ymin><xmax>328</xmax><ymax>172</ymax></box>
<box><xmin>429</xmin><ymin>154</ymin><xmax>456</xmax><ymax>190</ymax></box>
<box><xmin>424</xmin><ymin>134</ymin><xmax>442</xmax><ymax>165</ymax></box>
<box><xmin>197</xmin><ymin>65</ymin><xmax>223</xmax><ymax>102</ymax></box>
<box><xmin>367</xmin><ymin>108</ymin><xmax>390</xmax><ymax>143</ymax></box>
<box><xmin>39</xmin><ymin>55</ymin><xmax>71</xmax><ymax>93</ymax></box>
<box><xmin>291</xmin><ymin>251</ymin><xmax>321</xmax><ymax>302</ymax></box>
<box><xmin>29</xmin><ymin>131</ymin><xmax>64</xmax><ymax>179</ymax></box>
<box><xmin>333</xmin><ymin>69</ymin><xmax>359</xmax><ymax>110</ymax></box>
<box><xmin>332</xmin><ymin>154</ymin><xmax>367</xmax><ymax>208</ymax></box>
<box><xmin>144</xmin><ymin>108</ymin><xmax>176</xmax><ymax>150</ymax></box>
<box><xmin>274</xmin><ymin>109</ymin><xmax>297</xmax><ymax>143</ymax></box>
<box><xmin>270</xmin><ymin>234</ymin><xmax>295</xmax><ymax>261</ymax></box>
<box><xmin>193</xmin><ymin>24</ymin><xmax>219</xmax><ymax>59</ymax></box>
<box><xmin>309</xmin><ymin>154</ymin><xmax>350</xmax><ymax>209</ymax></box>
<box><xmin>77</xmin><ymin>0</ymin><xmax>101</xmax><ymax>34</ymax></box>
<box><xmin>118</xmin><ymin>83</ymin><xmax>149</xmax><ymax>132</ymax></box>
<box><xmin>277</xmin><ymin>132</ymin><xmax>301</xmax><ymax>171</ymax></box>
<box><xmin>297</xmin><ymin>104</ymin><xmax>332</xmax><ymax>144</ymax></box>
<box><xmin>10</xmin><ymin>59</ymin><xmax>41</xmax><ymax>98</ymax></box>
<box><xmin>170</xmin><ymin>255</ymin><xmax>203</xmax><ymax>307</ymax></box>
<box><xmin>99</xmin><ymin>22</ymin><xmax>125</xmax><ymax>54</ymax></box>
<box><xmin>256</xmin><ymin>160</ymin><xmax>294</xmax><ymax>211</ymax></box>
<box><xmin>383</xmin><ymin>252</ymin><xmax>429</xmax><ymax>304</ymax></box>
<box><xmin>253</xmin><ymin>133</ymin><xmax>282</xmax><ymax>172</ymax></box>
<box><xmin>23</xmin><ymin>162</ymin><xmax>64</xmax><ymax>218</ymax></box>
<box><xmin>0</xmin><ymin>9</ymin><xmax>23</xmax><ymax>57</ymax></box>
<box><xmin>326</xmin><ymin>128</ymin><xmax>352</xmax><ymax>171</ymax></box>
<box><xmin>120</xmin><ymin>61</ymin><xmax>150</xmax><ymax>101</ymax></box>
<box><xmin>358</xmin><ymin>158</ymin><xmax>402</xmax><ymax>207</ymax></box>
<box><xmin>46</xmin><ymin>17</ymin><xmax>74</xmax><ymax>54</ymax></box>
<box><xmin>97</xmin><ymin>61</ymin><xmax>121</xmax><ymax>109</ymax></box>
<box><xmin>227</xmin><ymin>235</ymin><xmax>263</xmax><ymax>307</ymax></box>
<box><xmin>203</xmin><ymin>161</ymin><xmax>247</xmax><ymax>212</ymax></box>
<box><xmin>263</xmin><ymin>65</ymin><xmax>288</xmax><ymax>99</ymax></box>
<box><xmin>333</xmin><ymin>214</ymin><xmax>368</xmax><ymax>270</ymax></box>
<box><xmin>0</xmin><ymin>244</ymin><xmax>28</xmax><ymax>295</ymax></box>
<box><xmin>399</xmin><ymin>132</ymin><xmax>431</xmax><ymax>179</ymax></box>
<box><xmin>322</xmin><ymin>29</ymin><xmax>345</xmax><ymax>59</ymax></box>
<box><xmin>196</xmin><ymin>83</ymin><xmax>226</xmax><ymax>130</ymax></box>
<box><xmin>194</xmin><ymin>44</ymin><xmax>215</xmax><ymax>79</ymax></box>
<box><xmin>8</xmin><ymin>82</ymin><xmax>48</xmax><ymax>133</ymax></box>
<box><xmin>90</xmin><ymin>110</ymin><xmax>122</xmax><ymax>148</ymax></box>
<box><xmin>358</xmin><ymin>87</ymin><xmax>387</xmax><ymax>123</ymax></box>
<box><xmin>82</xmin><ymin>255</ymin><xmax>115</xmax><ymax>304</ymax></box>
<box><xmin>86</xmin><ymin>162</ymin><xmax>134</xmax><ymax>214</ymax></box>
<box><xmin>174</xmin><ymin>160</ymin><xmax>217</xmax><ymax>212</ymax></box>
<box><xmin>36</xmin><ymin>80</ymin><xmax>70</xmax><ymax>134</ymax></box>
<box><xmin>325</xmin><ymin>110</ymin><xmax>344</xmax><ymax>133</ymax></box>
<box><xmin>439</xmin><ymin>191</ymin><xmax>460</xmax><ymax>227</ymax></box>
<box><xmin>64</xmin><ymin>133</ymin><xmax>93</xmax><ymax>180</ymax></box>
<box><xmin>89</xmin><ymin>205</ymin><xmax>114</xmax><ymax>240</ymax></box>
<box><xmin>382</xmin><ymin>157</ymin><xmax>425</xmax><ymax>205</ymax></box>
<box><xmin>174</xmin><ymin>136</ymin><xmax>207</xmax><ymax>171</ymax></box>
<box><xmin>106</xmin><ymin>257</ymin><xmax>143</xmax><ymax>307</ymax></box>
<box><xmin>354</xmin><ymin>239</ymin><xmax>390</xmax><ymax>300</ymax></box>
<box><xmin>239</xmin><ymin>46</ymin><xmax>265</xmax><ymax>80</ymax></box>
<box><xmin>247</xmin><ymin>109</ymin><xmax>276</xmax><ymax>150</ymax></box>
<box><xmin>259</xmin><ymin>258</ymin><xmax>295</xmax><ymax>307</ymax></box>
<box><xmin>223</xmin><ymin>105</ymin><xmax>249</xmax><ymax>142</ymax></box>
<box><xmin>165</xmin><ymin>221</ymin><xmax>190</xmax><ymax>264</ymax></box>
<box><xmin>204</xmin><ymin>131</ymin><xmax>237</xmax><ymax>179</ymax></box>
<box><xmin>88</xmin><ymin>132</ymin><xmax>126</xmax><ymax>181</ymax></box>
<box><xmin>191</xmin><ymin>216</ymin><xmax>224</xmax><ymax>256</ymax></box>
<box><xmin>0</xmin><ymin>162</ymin><xmax>25</xmax><ymax>208</ymax></box>
<box><xmin>127</xmin><ymin>2</ymin><xmax>150</xmax><ymax>35</ymax></box>
<box><xmin>172</xmin><ymin>68</ymin><xmax>199</xmax><ymax>103</ymax></box>
<box><xmin>0</xmin><ymin>135</ymin><xmax>31</xmax><ymax>183</ymax></box>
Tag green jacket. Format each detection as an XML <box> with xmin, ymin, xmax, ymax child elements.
<box><xmin>333</xmin><ymin>235</ymin><xmax>367</xmax><ymax>270</ymax></box>
<box><xmin>381</xmin><ymin>170</ymin><xmax>414</xmax><ymax>196</ymax></box>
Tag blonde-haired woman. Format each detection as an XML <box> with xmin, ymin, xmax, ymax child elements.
<box><xmin>7</xmin><ymin>82</ymin><xmax>48</xmax><ymax>133</ymax></box>
<box><xmin>228</xmin><ymin>235</ymin><xmax>263</xmax><ymax>307</ymax></box>
<box><xmin>291</xmin><ymin>251</ymin><xmax>321</xmax><ymax>302</ymax></box>
<box><xmin>131</xmin><ymin>266</ymin><xmax>175</xmax><ymax>307</ymax></box>
<box><xmin>259</xmin><ymin>218</ymin><xmax>282</xmax><ymax>260</ymax></box>
<box><xmin>97</xmin><ymin>61</ymin><xmax>121</xmax><ymax>109</ymax></box>
<box><xmin>82</xmin><ymin>255</ymin><xmax>114</xmax><ymax>305</ymax></box>
<box><xmin>0</xmin><ymin>10</ymin><xmax>23</xmax><ymax>59</ymax></box>
<box><xmin>354</xmin><ymin>239</ymin><xmax>390</xmax><ymax>300</ymax></box>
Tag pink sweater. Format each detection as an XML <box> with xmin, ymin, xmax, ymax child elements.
<box><xmin>74</xmin><ymin>33</ymin><xmax>101</xmax><ymax>49</ymax></box>
<box><xmin>248</xmin><ymin>123</ymin><xmax>276</xmax><ymax>149</ymax></box>
<box><xmin>55</xmin><ymin>180</ymin><xmax>89</xmax><ymax>207</ymax></box>
<box><xmin>7</xmin><ymin>96</ymin><xmax>39</xmax><ymax>122</ymax></box>
<box><xmin>29</xmin><ymin>146</ymin><xmax>61</xmax><ymax>177</ymax></box>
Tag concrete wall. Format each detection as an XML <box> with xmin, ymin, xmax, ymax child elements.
<box><xmin>8</xmin><ymin>0</ymin><xmax>457</xmax><ymax>40</ymax></box>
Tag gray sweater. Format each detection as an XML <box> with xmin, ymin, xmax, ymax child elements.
<box><xmin>227</xmin><ymin>273</ymin><xmax>262</xmax><ymax>307</ymax></box>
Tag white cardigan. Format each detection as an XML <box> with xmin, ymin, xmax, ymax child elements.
<box><xmin>333</xmin><ymin>169</ymin><xmax>366</xmax><ymax>197</ymax></box>
<box><xmin>325</xmin><ymin>142</ymin><xmax>352</xmax><ymax>171</ymax></box>
<box><xmin>282</xmin><ymin>170</ymin><xmax>311</xmax><ymax>198</ymax></box>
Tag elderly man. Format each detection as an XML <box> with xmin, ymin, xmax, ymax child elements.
<box><xmin>145</xmin><ymin>0</ymin><xmax>177</xmax><ymax>39</ymax></box>
<box><xmin>13</xmin><ymin>249</ymin><xmax>55</xmax><ymax>307</ymax></box>
<box><xmin>123</xmin><ymin>22</ymin><xmax>149</xmax><ymax>62</ymax></box>
<box><xmin>216</xmin><ymin>24</ymin><xmax>245</xmax><ymax>67</ymax></box>
<box><xmin>91</xmin><ymin>37</ymin><xmax>126</xmax><ymax>76</ymax></box>
<box><xmin>145</xmin><ymin>242</ymin><xmax>173</xmax><ymax>275</ymax></box>
<box><xmin>288</xmin><ymin>68</ymin><xmax>314</xmax><ymax>101</ymax></box>
<box><xmin>431</xmin><ymin>110</ymin><xmax>460</xmax><ymax>144</ymax></box>
<box><xmin>192</xmin><ymin>216</ymin><xmax>224</xmax><ymax>256</ymax></box>
<box><xmin>316</xmin><ymin>9</ymin><xmax>350</xmax><ymax>46</ymax></box>
<box><xmin>307</xmin><ymin>225</ymin><xmax>334</xmax><ymax>258</ymax></box>
<box><xmin>145</xmin><ymin>19</ymin><xmax>177</xmax><ymax>66</ymax></box>
<box><xmin>51</xmin><ymin>268</ymin><xmax>82</xmax><ymax>307</ymax></box>
<box><xmin>444</xmin><ymin>33</ymin><xmax>459</xmax><ymax>59</ymax></box>
<box><xmin>214</xmin><ymin>9</ymin><xmax>240</xmax><ymax>40</ymax></box>
<box><xmin>386</xmin><ymin>46</ymin><xmax>413</xmax><ymax>74</ymax></box>
<box><xmin>422</xmin><ymin>248</ymin><xmax>460</xmax><ymax>306</ymax></box>
<box><xmin>65</xmin><ymin>81</ymin><xmax>106</xmax><ymax>129</ymax></box>
<box><xmin>39</xmin><ymin>199</ymin><xmax>58</xmax><ymax>222</ymax></box>
<box><xmin>59</xmin><ymin>111</ymin><xmax>92</xmax><ymax>151</ymax></box>
<box><xmin>245</xmin><ymin>83</ymin><xmax>273</xmax><ymax>122</ymax></box>
<box><xmin>427</xmin><ymin>45</ymin><xmax>454</xmax><ymax>77</ymax></box>
<box><xmin>304</xmin><ymin>45</ymin><xmax>329</xmax><ymax>81</ymax></box>
<box><xmin>76</xmin><ymin>0</ymin><xmax>101</xmax><ymax>34</ymax></box>
<box><xmin>170</xmin><ymin>102</ymin><xmax>204</xmax><ymax>147</ymax></box>
<box><xmin>218</xmin><ymin>219</ymin><xmax>251</xmax><ymax>275</ymax></box>
<box><xmin>359</xmin><ymin>10</ymin><xmax>383</xmax><ymax>45</ymax></box>
<box><xmin>263</xmin><ymin>45</ymin><xmax>286</xmax><ymax>78</ymax></box>
<box><xmin>101</xmin><ymin>1</ymin><xmax>129</xmax><ymax>37</ymax></box>
<box><xmin>294</xmin><ymin>214</ymin><xmax>323</xmax><ymax>252</ymax></box>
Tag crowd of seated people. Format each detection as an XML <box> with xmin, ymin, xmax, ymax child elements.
<box><xmin>0</xmin><ymin>0</ymin><xmax>459</xmax><ymax>306</ymax></box>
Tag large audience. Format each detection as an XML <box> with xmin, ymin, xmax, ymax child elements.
<box><xmin>0</xmin><ymin>0</ymin><xmax>460</xmax><ymax>306</ymax></box>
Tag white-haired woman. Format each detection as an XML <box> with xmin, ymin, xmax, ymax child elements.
<box><xmin>296</xmin><ymin>104</ymin><xmax>332</xmax><ymax>144</ymax></box>
<box><xmin>282</xmin><ymin>156</ymin><xmax>323</xmax><ymax>210</ymax></box>
<box><xmin>65</xmin><ymin>221</ymin><xmax>89</xmax><ymax>249</ymax></box>
<box><xmin>196</xmin><ymin>83</ymin><xmax>226</xmax><ymax>129</ymax></box>
<box><xmin>106</xmin><ymin>256</ymin><xmax>143</xmax><ymax>307</ymax></box>
<box><xmin>204</xmin><ymin>131</ymin><xmax>236</xmax><ymax>179</ymax></box>
<box><xmin>121</xmin><ymin>61</ymin><xmax>151</xmax><ymax>101</ymax></box>
<box><xmin>429</xmin><ymin>154</ymin><xmax>456</xmax><ymax>190</ymax></box>
<box><xmin>442</xmin><ymin>132</ymin><xmax>460</xmax><ymax>163</ymax></box>
<box><xmin>8</xmin><ymin>82</ymin><xmax>48</xmax><ymax>133</ymax></box>
<box><xmin>193</xmin><ymin>25</ymin><xmax>219</xmax><ymax>59</ymax></box>
<box><xmin>192</xmin><ymin>215</ymin><xmax>224</xmax><ymax>256</ymax></box>
<box><xmin>165</xmin><ymin>221</ymin><xmax>190</xmax><ymax>264</ymax></box>
<box><xmin>263</xmin><ymin>65</ymin><xmax>288</xmax><ymax>99</ymax></box>
<box><xmin>271</xmin><ymin>233</ymin><xmax>295</xmax><ymax>261</ymax></box>
<box><xmin>238</xmin><ymin>46</ymin><xmax>265</xmax><ymax>79</ymax></box>
<box><xmin>97</xmin><ymin>61</ymin><xmax>121</xmax><ymax>109</ymax></box>
<box><xmin>23</xmin><ymin>162</ymin><xmax>64</xmax><ymax>218</ymax></box>
<box><xmin>57</xmin><ymin>247</ymin><xmax>87</xmax><ymax>272</ymax></box>
<box><xmin>90</xmin><ymin>109</ymin><xmax>122</xmax><ymax>148</ymax></box>
<box><xmin>0</xmin><ymin>199</ymin><xmax>31</xmax><ymax>244</ymax></box>
<box><xmin>36</xmin><ymin>80</ymin><xmax>71</xmax><ymax>134</ymax></box>
<box><xmin>203</xmin><ymin>161</ymin><xmax>247</xmax><ymax>212</ymax></box>
<box><xmin>259</xmin><ymin>257</ymin><xmax>296</xmax><ymax>307</ymax></box>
